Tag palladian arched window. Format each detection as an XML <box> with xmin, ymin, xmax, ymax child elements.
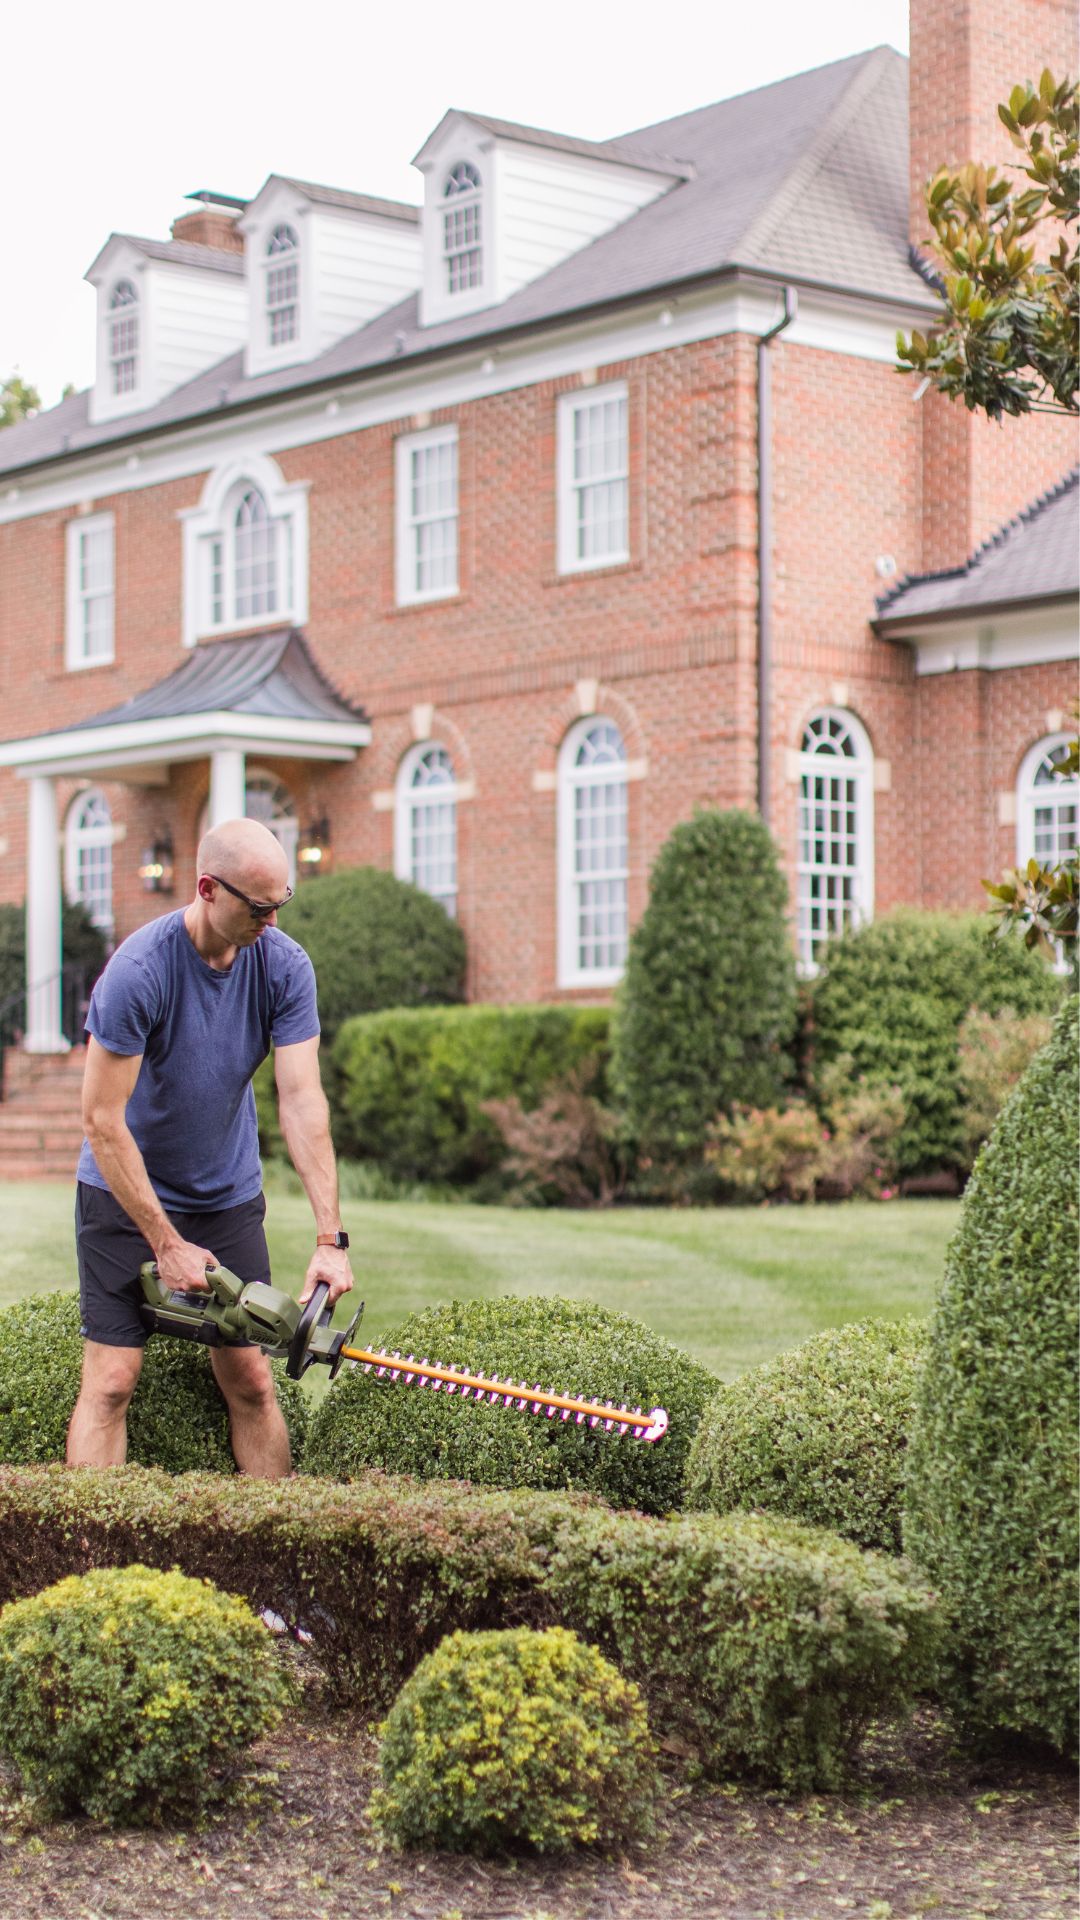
<box><xmin>443</xmin><ymin>162</ymin><xmax>482</xmax><ymax>294</ymax></box>
<box><xmin>109</xmin><ymin>280</ymin><xmax>139</xmax><ymax>395</ymax></box>
<box><xmin>1017</xmin><ymin>734</ymin><xmax>1079</xmax><ymax>869</ymax></box>
<box><xmin>396</xmin><ymin>743</ymin><xmax>458</xmax><ymax>915</ymax></box>
<box><xmin>795</xmin><ymin>709</ymin><xmax>874</xmax><ymax>975</ymax></box>
<box><xmin>65</xmin><ymin>789</ymin><xmax>114</xmax><ymax>937</ymax></box>
<box><xmin>265</xmin><ymin>224</ymin><xmax>299</xmax><ymax>346</ymax></box>
<box><xmin>232</xmin><ymin>487</ymin><xmax>278</xmax><ymax>620</ymax></box>
<box><xmin>558</xmin><ymin>718</ymin><xmax>629</xmax><ymax>986</ymax></box>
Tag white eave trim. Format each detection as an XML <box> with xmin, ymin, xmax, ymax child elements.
<box><xmin>0</xmin><ymin>708</ymin><xmax>371</xmax><ymax>777</ymax></box>
<box><xmin>881</xmin><ymin>603</ymin><xmax>1079</xmax><ymax>676</ymax></box>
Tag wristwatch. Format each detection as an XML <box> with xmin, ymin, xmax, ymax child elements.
<box><xmin>316</xmin><ymin>1230</ymin><xmax>350</xmax><ymax>1250</ymax></box>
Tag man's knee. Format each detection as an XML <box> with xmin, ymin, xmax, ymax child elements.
<box><xmin>78</xmin><ymin>1343</ymin><xmax>142</xmax><ymax>1417</ymax></box>
<box><xmin>213</xmin><ymin>1350</ymin><xmax>278</xmax><ymax>1413</ymax></box>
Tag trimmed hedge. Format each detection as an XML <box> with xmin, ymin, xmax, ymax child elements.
<box><xmin>904</xmin><ymin>997</ymin><xmax>1079</xmax><ymax>1756</ymax></box>
<box><xmin>371</xmin><ymin>1626</ymin><xmax>657</xmax><ymax>1854</ymax></box>
<box><xmin>684</xmin><ymin>1318</ymin><xmax>929</xmax><ymax>1552</ymax></box>
<box><xmin>808</xmin><ymin>909</ymin><xmax>1061</xmax><ymax>1174</ymax></box>
<box><xmin>0</xmin><ymin>1564</ymin><xmax>290</xmax><ymax>1824</ymax></box>
<box><xmin>302</xmin><ymin>1293</ymin><xmax>717</xmax><ymax>1515</ymax></box>
<box><xmin>330</xmin><ymin>1005</ymin><xmax>612</xmax><ymax>1186</ymax></box>
<box><xmin>0</xmin><ymin>1465</ymin><xmax>939</xmax><ymax>1790</ymax></box>
<box><xmin>0</xmin><ymin>1291</ymin><xmax>308</xmax><ymax>1473</ymax></box>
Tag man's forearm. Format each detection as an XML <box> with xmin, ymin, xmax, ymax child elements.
<box><xmin>84</xmin><ymin>1121</ymin><xmax>182</xmax><ymax>1255</ymax></box>
<box><xmin>278</xmin><ymin>1088</ymin><xmax>341</xmax><ymax>1232</ymax></box>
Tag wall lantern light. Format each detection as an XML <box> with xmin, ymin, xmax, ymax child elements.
<box><xmin>138</xmin><ymin>831</ymin><xmax>175</xmax><ymax>894</ymax></box>
<box><xmin>297</xmin><ymin>817</ymin><xmax>331</xmax><ymax>877</ymax></box>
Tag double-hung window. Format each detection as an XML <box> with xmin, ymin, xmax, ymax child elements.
<box><xmin>396</xmin><ymin>743</ymin><xmax>459</xmax><ymax>915</ymax></box>
<box><xmin>395</xmin><ymin>426</ymin><xmax>459</xmax><ymax>605</ymax></box>
<box><xmin>795</xmin><ymin>709</ymin><xmax>874</xmax><ymax>975</ymax></box>
<box><xmin>108</xmin><ymin>281</ymin><xmax>138</xmax><ymax>395</ymax></box>
<box><xmin>265</xmin><ymin>225</ymin><xmax>299</xmax><ymax>347</ymax></box>
<box><xmin>557</xmin><ymin>718</ymin><xmax>629</xmax><ymax>986</ymax></box>
<box><xmin>557</xmin><ymin>383</ymin><xmax>629</xmax><ymax>573</ymax></box>
<box><xmin>443</xmin><ymin>163</ymin><xmax>482</xmax><ymax>294</ymax></box>
<box><xmin>65</xmin><ymin>513</ymin><xmax>115</xmax><ymax>669</ymax></box>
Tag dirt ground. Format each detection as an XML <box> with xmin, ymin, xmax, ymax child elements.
<box><xmin>0</xmin><ymin>1651</ymin><xmax>1075</xmax><ymax>1920</ymax></box>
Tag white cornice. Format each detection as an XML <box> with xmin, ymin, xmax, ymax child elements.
<box><xmin>0</xmin><ymin>710</ymin><xmax>371</xmax><ymax>777</ymax></box>
<box><xmin>895</xmin><ymin>606</ymin><xmax>1080</xmax><ymax>675</ymax></box>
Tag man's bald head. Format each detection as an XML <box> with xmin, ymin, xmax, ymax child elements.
<box><xmin>197</xmin><ymin>818</ymin><xmax>289</xmax><ymax>898</ymax></box>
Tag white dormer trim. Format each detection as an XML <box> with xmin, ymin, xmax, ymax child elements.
<box><xmin>88</xmin><ymin>241</ymin><xmax>151</xmax><ymax>425</ymax></box>
<box><xmin>415</xmin><ymin>121</ymin><xmax>497</xmax><ymax>328</ymax></box>
<box><xmin>179</xmin><ymin>450</ymin><xmax>309</xmax><ymax>647</ymax></box>
<box><xmin>241</xmin><ymin>184</ymin><xmax>317</xmax><ymax>378</ymax></box>
<box><xmin>86</xmin><ymin>233</ymin><xmax>248</xmax><ymax>428</ymax></box>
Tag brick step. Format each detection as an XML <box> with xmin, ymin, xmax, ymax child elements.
<box><xmin>0</xmin><ymin>1156</ymin><xmax>78</xmax><ymax>1181</ymax></box>
<box><xmin>3</xmin><ymin>1084</ymin><xmax>85</xmax><ymax>1108</ymax></box>
<box><xmin>0</xmin><ymin>1130</ymin><xmax>85</xmax><ymax>1157</ymax></box>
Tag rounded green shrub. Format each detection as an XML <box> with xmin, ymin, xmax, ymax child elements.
<box><xmin>613</xmin><ymin>809</ymin><xmax>797</xmax><ymax>1164</ymax></box>
<box><xmin>684</xmin><ymin>1318</ymin><xmax>928</xmax><ymax>1551</ymax></box>
<box><xmin>303</xmin><ymin>1294</ymin><xmax>718</xmax><ymax>1515</ymax></box>
<box><xmin>808</xmin><ymin>908</ymin><xmax>1061</xmax><ymax>1175</ymax></box>
<box><xmin>904</xmin><ymin>996</ymin><xmax>1079</xmax><ymax>1756</ymax></box>
<box><xmin>0</xmin><ymin>1291</ymin><xmax>308</xmax><ymax>1472</ymax></box>
<box><xmin>0</xmin><ymin>1564</ymin><xmax>291</xmax><ymax>1822</ymax></box>
<box><xmin>370</xmin><ymin>1625</ymin><xmax>657</xmax><ymax>1854</ymax></box>
<box><xmin>331</xmin><ymin>1003</ymin><xmax>611</xmax><ymax>1183</ymax></box>
<box><xmin>279</xmin><ymin>865</ymin><xmax>465</xmax><ymax>1046</ymax></box>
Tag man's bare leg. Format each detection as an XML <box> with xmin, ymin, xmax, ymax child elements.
<box><xmin>211</xmin><ymin>1345</ymin><xmax>291</xmax><ymax>1478</ymax></box>
<box><xmin>67</xmin><ymin>1342</ymin><xmax>143</xmax><ymax>1466</ymax></box>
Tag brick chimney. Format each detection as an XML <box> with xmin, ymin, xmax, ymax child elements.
<box><xmin>909</xmin><ymin>0</ymin><xmax>1079</xmax><ymax>572</ymax></box>
<box><xmin>170</xmin><ymin>207</ymin><xmax>245</xmax><ymax>253</ymax></box>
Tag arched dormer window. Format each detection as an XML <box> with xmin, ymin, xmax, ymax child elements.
<box><xmin>395</xmin><ymin>742</ymin><xmax>459</xmax><ymax>915</ymax></box>
<box><xmin>265</xmin><ymin>224</ymin><xmax>299</xmax><ymax>347</ymax></box>
<box><xmin>795</xmin><ymin>708</ymin><xmax>874</xmax><ymax>975</ymax></box>
<box><xmin>183</xmin><ymin>453</ymin><xmax>308</xmax><ymax>646</ymax></box>
<box><xmin>557</xmin><ymin>717</ymin><xmax>629</xmax><ymax>986</ymax></box>
<box><xmin>443</xmin><ymin>162</ymin><xmax>482</xmax><ymax>294</ymax></box>
<box><xmin>109</xmin><ymin>280</ymin><xmax>139</xmax><ymax>395</ymax></box>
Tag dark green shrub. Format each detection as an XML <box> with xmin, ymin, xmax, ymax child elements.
<box><xmin>0</xmin><ymin>1291</ymin><xmax>308</xmax><ymax>1472</ymax></box>
<box><xmin>904</xmin><ymin>997</ymin><xmax>1079</xmax><ymax>1756</ymax></box>
<box><xmin>0</xmin><ymin>898</ymin><xmax>107</xmax><ymax>1041</ymax></box>
<box><xmin>302</xmin><ymin>1293</ymin><xmax>717</xmax><ymax>1515</ymax></box>
<box><xmin>808</xmin><ymin>909</ymin><xmax>1061</xmax><ymax>1174</ymax></box>
<box><xmin>278</xmin><ymin>865</ymin><xmax>465</xmax><ymax>1047</ymax></box>
<box><xmin>371</xmin><ymin>1625</ymin><xmax>657</xmax><ymax>1854</ymax></box>
<box><xmin>956</xmin><ymin>1004</ymin><xmax>1056</xmax><ymax>1170</ymax></box>
<box><xmin>331</xmin><ymin>1004</ymin><xmax>611</xmax><ymax>1184</ymax></box>
<box><xmin>0</xmin><ymin>1564</ymin><xmax>291</xmax><ymax>1823</ymax></box>
<box><xmin>685</xmin><ymin>1318</ymin><xmax>928</xmax><ymax>1550</ymax></box>
<box><xmin>613</xmin><ymin>810</ymin><xmax>797</xmax><ymax>1165</ymax></box>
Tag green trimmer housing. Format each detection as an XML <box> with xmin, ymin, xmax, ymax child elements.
<box><xmin>138</xmin><ymin>1263</ymin><xmax>363</xmax><ymax>1380</ymax></box>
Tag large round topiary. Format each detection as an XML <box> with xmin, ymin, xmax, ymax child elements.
<box><xmin>0</xmin><ymin>1291</ymin><xmax>308</xmax><ymax>1472</ymax></box>
<box><xmin>302</xmin><ymin>1294</ymin><xmax>718</xmax><ymax>1515</ymax></box>
<box><xmin>613</xmin><ymin>809</ymin><xmax>797</xmax><ymax>1164</ymax></box>
<box><xmin>903</xmin><ymin>996</ymin><xmax>1079</xmax><ymax>1756</ymax></box>
<box><xmin>370</xmin><ymin>1625</ymin><xmax>657</xmax><ymax>1854</ymax></box>
<box><xmin>684</xmin><ymin>1318</ymin><xmax>928</xmax><ymax>1551</ymax></box>
<box><xmin>0</xmin><ymin>1564</ymin><xmax>291</xmax><ymax>1823</ymax></box>
<box><xmin>278</xmin><ymin>865</ymin><xmax>465</xmax><ymax>1046</ymax></box>
<box><xmin>808</xmin><ymin>908</ymin><xmax>1061</xmax><ymax>1175</ymax></box>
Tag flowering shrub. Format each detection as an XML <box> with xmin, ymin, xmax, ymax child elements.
<box><xmin>703</xmin><ymin>1061</ymin><xmax>905</xmax><ymax>1203</ymax></box>
<box><xmin>481</xmin><ymin>1065</ymin><xmax>630</xmax><ymax>1206</ymax></box>
<box><xmin>956</xmin><ymin>1004</ymin><xmax>1055</xmax><ymax>1170</ymax></box>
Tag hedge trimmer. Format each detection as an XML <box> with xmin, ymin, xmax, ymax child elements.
<box><xmin>138</xmin><ymin>1264</ymin><xmax>669</xmax><ymax>1442</ymax></box>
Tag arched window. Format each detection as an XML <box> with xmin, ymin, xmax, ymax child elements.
<box><xmin>65</xmin><ymin>790</ymin><xmax>114</xmax><ymax>937</ymax></box>
<box><xmin>795</xmin><ymin>709</ymin><xmax>874</xmax><ymax>975</ymax></box>
<box><xmin>1017</xmin><ymin>734</ymin><xmax>1079</xmax><ymax>870</ymax></box>
<box><xmin>558</xmin><ymin>718</ymin><xmax>629</xmax><ymax>986</ymax></box>
<box><xmin>186</xmin><ymin>454</ymin><xmax>304</xmax><ymax>645</ymax></box>
<box><xmin>196</xmin><ymin>771</ymin><xmax>299</xmax><ymax>887</ymax></box>
<box><xmin>265</xmin><ymin>224</ymin><xmax>299</xmax><ymax>347</ymax></box>
<box><xmin>396</xmin><ymin>743</ymin><xmax>458</xmax><ymax>915</ymax></box>
<box><xmin>109</xmin><ymin>281</ymin><xmax>139</xmax><ymax>395</ymax></box>
<box><xmin>443</xmin><ymin>162</ymin><xmax>483</xmax><ymax>294</ymax></box>
<box><xmin>232</xmin><ymin>487</ymin><xmax>278</xmax><ymax>621</ymax></box>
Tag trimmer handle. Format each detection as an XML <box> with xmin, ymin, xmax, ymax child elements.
<box><xmin>287</xmin><ymin>1281</ymin><xmax>332</xmax><ymax>1379</ymax></box>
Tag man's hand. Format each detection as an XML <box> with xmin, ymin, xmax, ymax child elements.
<box><xmin>154</xmin><ymin>1236</ymin><xmax>218</xmax><ymax>1293</ymax></box>
<box><xmin>299</xmin><ymin>1244</ymin><xmax>354</xmax><ymax>1309</ymax></box>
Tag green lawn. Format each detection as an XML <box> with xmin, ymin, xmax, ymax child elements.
<box><xmin>0</xmin><ymin>1181</ymin><xmax>959</xmax><ymax>1382</ymax></box>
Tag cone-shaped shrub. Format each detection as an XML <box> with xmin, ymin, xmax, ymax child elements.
<box><xmin>613</xmin><ymin>810</ymin><xmax>797</xmax><ymax>1163</ymax></box>
<box><xmin>903</xmin><ymin>997</ymin><xmax>1079</xmax><ymax>1755</ymax></box>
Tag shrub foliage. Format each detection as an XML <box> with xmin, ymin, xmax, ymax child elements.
<box><xmin>0</xmin><ymin>1564</ymin><xmax>290</xmax><ymax>1823</ymax></box>
<box><xmin>956</xmin><ymin>1004</ymin><xmax>1055</xmax><ymax>1170</ymax></box>
<box><xmin>685</xmin><ymin>1318</ymin><xmax>928</xmax><ymax>1551</ymax></box>
<box><xmin>279</xmin><ymin>865</ymin><xmax>466</xmax><ymax>1046</ymax></box>
<box><xmin>371</xmin><ymin>1626</ymin><xmax>657</xmax><ymax>1854</ymax></box>
<box><xmin>904</xmin><ymin>997</ymin><xmax>1079</xmax><ymax>1756</ymax></box>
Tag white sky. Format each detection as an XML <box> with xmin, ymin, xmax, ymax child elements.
<box><xmin>4</xmin><ymin>0</ymin><xmax>909</xmax><ymax>409</ymax></box>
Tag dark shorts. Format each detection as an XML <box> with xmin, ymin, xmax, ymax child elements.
<box><xmin>75</xmin><ymin>1182</ymin><xmax>270</xmax><ymax>1348</ymax></box>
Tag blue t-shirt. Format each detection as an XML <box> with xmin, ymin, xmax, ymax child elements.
<box><xmin>78</xmin><ymin>910</ymin><xmax>319</xmax><ymax>1211</ymax></box>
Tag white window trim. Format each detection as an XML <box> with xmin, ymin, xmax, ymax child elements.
<box><xmin>394</xmin><ymin>425</ymin><xmax>460</xmax><ymax>607</ymax></box>
<box><xmin>794</xmin><ymin>706</ymin><xmax>875</xmax><ymax>979</ymax></box>
<box><xmin>556</xmin><ymin>381</ymin><xmax>630</xmax><ymax>576</ymax></box>
<box><xmin>65</xmin><ymin>512</ymin><xmax>115</xmax><ymax>671</ymax></box>
<box><xmin>394</xmin><ymin>739</ymin><xmax>460</xmax><ymax>912</ymax></box>
<box><xmin>557</xmin><ymin>716</ymin><xmax>630</xmax><ymax>989</ymax></box>
<box><xmin>179</xmin><ymin>453</ymin><xmax>309</xmax><ymax>648</ymax></box>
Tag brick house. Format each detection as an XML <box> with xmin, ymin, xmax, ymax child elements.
<box><xmin>0</xmin><ymin>0</ymin><xmax>1076</xmax><ymax>1056</ymax></box>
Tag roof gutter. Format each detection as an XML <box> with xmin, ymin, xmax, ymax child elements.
<box><xmin>756</xmin><ymin>286</ymin><xmax>797</xmax><ymax>826</ymax></box>
<box><xmin>872</xmin><ymin>587</ymin><xmax>1079</xmax><ymax>636</ymax></box>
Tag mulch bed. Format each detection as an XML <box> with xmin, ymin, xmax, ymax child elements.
<box><xmin>0</xmin><ymin>1651</ymin><xmax>1075</xmax><ymax>1920</ymax></box>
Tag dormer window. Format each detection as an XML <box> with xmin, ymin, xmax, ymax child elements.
<box><xmin>443</xmin><ymin>163</ymin><xmax>482</xmax><ymax>294</ymax></box>
<box><xmin>265</xmin><ymin>224</ymin><xmax>299</xmax><ymax>346</ymax></box>
<box><xmin>109</xmin><ymin>281</ymin><xmax>139</xmax><ymax>394</ymax></box>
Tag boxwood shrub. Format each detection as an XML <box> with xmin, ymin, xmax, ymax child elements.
<box><xmin>808</xmin><ymin>908</ymin><xmax>1061</xmax><ymax>1174</ymax></box>
<box><xmin>371</xmin><ymin>1626</ymin><xmax>657</xmax><ymax>1854</ymax></box>
<box><xmin>0</xmin><ymin>1563</ymin><xmax>291</xmax><ymax>1824</ymax></box>
<box><xmin>904</xmin><ymin>996</ymin><xmax>1079</xmax><ymax>1756</ymax></box>
<box><xmin>302</xmin><ymin>1293</ymin><xmax>717</xmax><ymax>1515</ymax></box>
<box><xmin>330</xmin><ymin>1004</ymin><xmax>612</xmax><ymax>1185</ymax></box>
<box><xmin>684</xmin><ymin>1318</ymin><xmax>928</xmax><ymax>1551</ymax></box>
<box><xmin>0</xmin><ymin>1290</ymin><xmax>308</xmax><ymax>1472</ymax></box>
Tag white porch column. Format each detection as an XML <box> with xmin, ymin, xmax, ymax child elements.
<box><xmin>209</xmin><ymin>748</ymin><xmax>246</xmax><ymax>828</ymax></box>
<box><xmin>24</xmin><ymin>775</ymin><xmax>69</xmax><ymax>1054</ymax></box>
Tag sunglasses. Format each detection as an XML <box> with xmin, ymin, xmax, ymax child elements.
<box><xmin>205</xmin><ymin>873</ymin><xmax>294</xmax><ymax>920</ymax></box>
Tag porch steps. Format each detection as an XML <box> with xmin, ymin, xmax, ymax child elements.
<box><xmin>0</xmin><ymin>1047</ymin><xmax>87</xmax><ymax>1180</ymax></box>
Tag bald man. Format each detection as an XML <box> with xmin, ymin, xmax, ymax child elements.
<box><xmin>67</xmin><ymin>817</ymin><xmax>353</xmax><ymax>1476</ymax></box>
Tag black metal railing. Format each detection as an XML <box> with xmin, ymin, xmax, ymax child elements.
<box><xmin>0</xmin><ymin>964</ymin><xmax>92</xmax><ymax>1099</ymax></box>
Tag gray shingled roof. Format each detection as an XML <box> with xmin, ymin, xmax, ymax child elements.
<box><xmin>274</xmin><ymin>177</ymin><xmax>419</xmax><ymax>223</ymax></box>
<box><xmin>874</xmin><ymin>469</ymin><xmax>1080</xmax><ymax>627</ymax></box>
<box><xmin>62</xmin><ymin>630</ymin><xmax>369</xmax><ymax>732</ymax></box>
<box><xmin>433</xmin><ymin>110</ymin><xmax>695</xmax><ymax>179</ymax></box>
<box><xmin>99</xmin><ymin>234</ymin><xmax>245</xmax><ymax>275</ymax></box>
<box><xmin>0</xmin><ymin>47</ymin><xmax>934</xmax><ymax>481</ymax></box>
